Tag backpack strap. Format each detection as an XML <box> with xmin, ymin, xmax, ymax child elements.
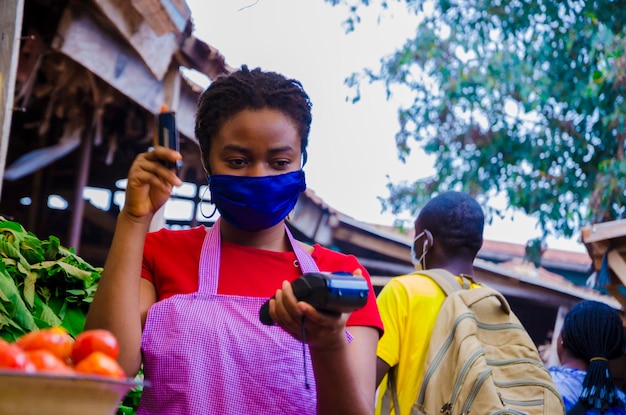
<box><xmin>418</xmin><ymin>268</ymin><xmax>511</xmax><ymax>315</ymax></box>
<box><xmin>414</xmin><ymin>268</ymin><xmax>469</xmax><ymax>296</ymax></box>
<box><xmin>381</xmin><ymin>366</ymin><xmax>402</xmax><ymax>415</ymax></box>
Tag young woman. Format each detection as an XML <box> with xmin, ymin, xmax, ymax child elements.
<box><xmin>549</xmin><ymin>300</ymin><xmax>626</xmax><ymax>415</ymax></box>
<box><xmin>85</xmin><ymin>66</ymin><xmax>383</xmax><ymax>415</ymax></box>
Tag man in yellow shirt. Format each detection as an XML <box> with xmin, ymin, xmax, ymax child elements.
<box><xmin>375</xmin><ymin>191</ymin><xmax>485</xmax><ymax>415</ymax></box>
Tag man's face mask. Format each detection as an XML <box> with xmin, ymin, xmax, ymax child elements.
<box><xmin>208</xmin><ymin>170</ymin><xmax>306</xmax><ymax>232</ymax></box>
<box><xmin>411</xmin><ymin>229</ymin><xmax>432</xmax><ymax>270</ymax></box>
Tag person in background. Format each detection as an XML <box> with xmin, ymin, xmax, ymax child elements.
<box><xmin>85</xmin><ymin>66</ymin><xmax>383</xmax><ymax>415</ymax></box>
<box><xmin>374</xmin><ymin>191</ymin><xmax>484</xmax><ymax>414</ymax></box>
<box><xmin>549</xmin><ymin>300</ymin><xmax>626</xmax><ymax>415</ymax></box>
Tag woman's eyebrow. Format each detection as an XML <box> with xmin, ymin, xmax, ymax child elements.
<box><xmin>219</xmin><ymin>144</ymin><xmax>297</xmax><ymax>157</ymax></box>
<box><xmin>221</xmin><ymin>144</ymin><xmax>249</xmax><ymax>153</ymax></box>
<box><xmin>267</xmin><ymin>145</ymin><xmax>296</xmax><ymax>155</ymax></box>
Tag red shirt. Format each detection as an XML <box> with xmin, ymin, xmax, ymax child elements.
<box><xmin>142</xmin><ymin>226</ymin><xmax>383</xmax><ymax>334</ymax></box>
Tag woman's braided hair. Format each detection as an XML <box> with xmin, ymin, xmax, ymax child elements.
<box><xmin>194</xmin><ymin>65</ymin><xmax>312</xmax><ymax>173</ymax></box>
<box><xmin>562</xmin><ymin>300</ymin><xmax>625</xmax><ymax>411</ymax></box>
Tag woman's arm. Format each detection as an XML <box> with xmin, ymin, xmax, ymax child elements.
<box><xmin>84</xmin><ymin>147</ymin><xmax>181</xmax><ymax>376</ymax></box>
<box><xmin>84</xmin><ymin>211</ymin><xmax>156</xmax><ymax>376</ymax></box>
<box><xmin>271</xmin><ymin>280</ymin><xmax>379</xmax><ymax>414</ymax></box>
<box><xmin>311</xmin><ymin>325</ymin><xmax>379</xmax><ymax>415</ymax></box>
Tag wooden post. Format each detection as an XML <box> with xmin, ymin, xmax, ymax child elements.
<box><xmin>547</xmin><ymin>305</ymin><xmax>568</xmax><ymax>367</ymax></box>
<box><xmin>68</xmin><ymin>128</ymin><xmax>92</xmax><ymax>252</ymax></box>
<box><xmin>0</xmin><ymin>0</ymin><xmax>25</xmax><ymax>200</ymax></box>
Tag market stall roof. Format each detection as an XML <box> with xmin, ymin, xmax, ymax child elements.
<box><xmin>290</xmin><ymin>189</ymin><xmax>614</xmax><ymax>310</ymax></box>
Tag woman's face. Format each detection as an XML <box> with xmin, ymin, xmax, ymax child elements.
<box><xmin>208</xmin><ymin>108</ymin><xmax>302</xmax><ymax>177</ymax></box>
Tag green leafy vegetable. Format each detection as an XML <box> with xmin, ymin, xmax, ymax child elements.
<box><xmin>0</xmin><ymin>217</ymin><xmax>102</xmax><ymax>341</ymax></box>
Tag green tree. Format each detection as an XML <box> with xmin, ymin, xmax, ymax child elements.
<box><xmin>327</xmin><ymin>0</ymin><xmax>626</xmax><ymax>239</ymax></box>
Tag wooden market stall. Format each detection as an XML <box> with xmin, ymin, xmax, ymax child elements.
<box><xmin>581</xmin><ymin>219</ymin><xmax>626</xmax><ymax>309</ymax></box>
<box><xmin>0</xmin><ymin>0</ymin><xmax>231</xmax><ymax>267</ymax></box>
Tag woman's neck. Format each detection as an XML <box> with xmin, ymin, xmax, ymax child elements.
<box><xmin>559</xmin><ymin>351</ymin><xmax>588</xmax><ymax>371</ymax></box>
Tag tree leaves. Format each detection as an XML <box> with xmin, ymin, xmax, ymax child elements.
<box><xmin>328</xmin><ymin>0</ymin><xmax>626</xmax><ymax>238</ymax></box>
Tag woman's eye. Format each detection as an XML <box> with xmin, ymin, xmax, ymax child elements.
<box><xmin>228</xmin><ymin>159</ymin><xmax>247</xmax><ymax>167</ymax></box>
<box><xmin>272</xmin><ymin>160</ymin><xmax>290</xmax><ymax>168</ymax></box>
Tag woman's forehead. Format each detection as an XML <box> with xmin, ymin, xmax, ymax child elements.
<box><xmin>218</xmin><ymin>109</ymin><xmax>298</xmax><ymax>139</ymax></box>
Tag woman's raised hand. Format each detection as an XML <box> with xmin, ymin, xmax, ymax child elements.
<box><xmin>122</xmin><ymin>147</ymin><xmax>182</xmax><ymax>220</ymax></box>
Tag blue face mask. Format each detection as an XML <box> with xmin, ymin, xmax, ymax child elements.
<box><xmin>208</xmin><ymin>170</ymin><xmax>306</xmax><ymax>232</ymax></box>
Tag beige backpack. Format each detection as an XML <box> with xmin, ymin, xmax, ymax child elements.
<box><xmin>384</xmin><ymin>269</ymin><xmax>565</xmax><ymax>415</ymax></box>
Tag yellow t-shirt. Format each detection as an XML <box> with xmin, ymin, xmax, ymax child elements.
<box><xmin>375</xmin><ymin>272</ymin><xmax>480</xmax><ymax>415</ymax></box>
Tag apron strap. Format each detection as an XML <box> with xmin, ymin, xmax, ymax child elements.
<box><xmin>198</xmin><ymin>218</ymin><xmax>222</xmax><ymax>294</ymax></box>
<box><xmin>286</xmin><ymin>225</ymin><xmax>319</xmax><ymax>274</ymax></box>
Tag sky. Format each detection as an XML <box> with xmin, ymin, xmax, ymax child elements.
<box><xmin>182</xmin><ymin>0</ymin><xmax>587</xmax><ymax>253</ymax></box>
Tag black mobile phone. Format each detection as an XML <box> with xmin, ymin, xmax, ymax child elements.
<box><xmin>156</xmin><ymin>106</ymin><xmax>180</xmax><ymax>173</ymax></box>
<box><xmin>259</xmin><ymin>272</ymin><xmax>369</xmax><ymax>325</ymax></box>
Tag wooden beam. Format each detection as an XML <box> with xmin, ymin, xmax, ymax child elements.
<box><xmin>177</xmin><ymin>79</ymin><xmax>201</xmax><ymax>140</ymax></box>
<box><xmin>91</xmin><ymin>0</ymin><xmax>180</xmax><ymax>80</ymax></box>
<box><xmin>179</xmin><ymin>36</ymin><xmax>233</xmax><ymax>80</ymax></box>
<box><xmin>162</xmin><ymin>62</ymin><xmax>181</xmax><ymax>112</ymax></box>
<box><xmin>52</xmin><ymin>3</ymin><xmax>165</xmax><ymax>114</ymax></box>
<box><xmin>129</xmin><ymin>0</ymin><xmax>190</xmax><ymax>35</ymax></box>
<box><xmin>606</xmin><ymin>285</ymin><xmax>626</xmax><ymax>310</ymax></box>
<box><xmin>582</xmin><ymin>223</ymin><xmax>626</xmax><ymax>269</ymax></box>
<box><xmin>473</xmin><ymin>260</ymin><xmax>622</xmax><ymax>309</ymax></box>
<box><xmin>289</xmin><ymin>196</ymin><xmax>335</xmax><ymax>245</ymax></box>
<box><xmin>358</xmin><ymin>258</ymin><xmax>414</xmax><ymax>279</ymax></box>
<box><xmin>332</xmin><ymin>226</ymin><xmax>409</xmax><ymax>263</ymax></box>
<box><xmin>609</xmin><ymin>250</ymin><xmax>626</xmax><ymax>286</ymax></box>
<box><xmin>0</xmin><ymin>0</ymin><xmax>25</xmax><ymax>200</ymax></box>
<box><xmin>581</xmin><ymin>219</ymin><xmax>626</xmax><ymax>244</ymax></box>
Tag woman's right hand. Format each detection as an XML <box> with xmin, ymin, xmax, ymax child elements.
<box><xmin>122</xmin><ymin>147</ymin><xmax>182</xmax><ymax>220</ymax></box>
<box><xmin>269</xmin><ymin>280</ymin><xmax>350</xmax><ymax>352</ymax></box>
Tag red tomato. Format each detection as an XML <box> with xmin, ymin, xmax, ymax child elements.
<box><xmin>16</xmin><ymin>327</ymin><xmax>74</xmax><ymax>362</ymax></box>
<box><xmin>71</xmin><ymin>329</ymin><xmax>119</xmax><ymax>365</ymax></box>
<box><xmin>25</xmin><ymin>350</ymin><xmax>74</xmax><ymax>375</ymax></box>
<box><xmin>74</xmin><ymin>351</ymin><xmax>125</xmax><ymax>379</ymax></box>
<box><xmin>0</xmin><ymin>340</ymin><xmax>35</xmax><ymax>372</ymax></box>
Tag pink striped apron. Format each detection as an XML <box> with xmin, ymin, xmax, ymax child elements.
<box><xmin>138</xmin><ymin>219</ymin><xmax>320</xmax><ymax>414</ymax></box>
